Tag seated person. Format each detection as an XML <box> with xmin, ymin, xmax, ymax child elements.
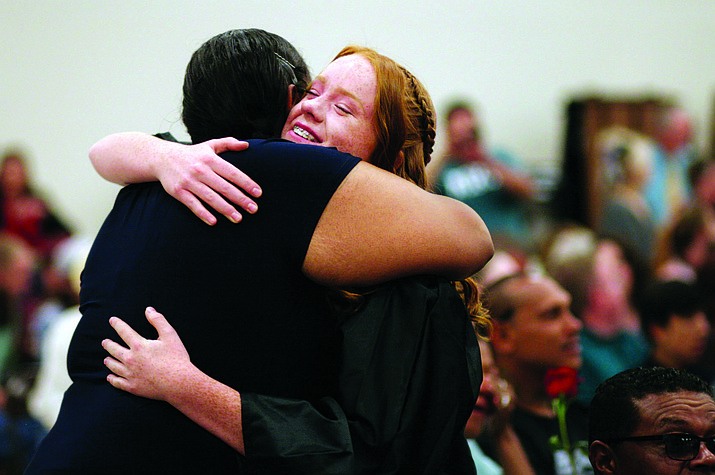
<box><xmin>639</xmin><ymin>279</ymin><xmax>714</xmax><ymax>386</ymax></box>
<box><xmin>431</xmin><ymin>101</ymin><xmax>537</xmax><ymax>252</ymax></box>
<box><xmin>465</xmin><ymin>338</ymin><xmax>536</xmax><ymax>475</ymax></box>
<box><xmin>588</xmin><ymin>366</ymin><xmax>715</xmax><ymax>474</ymax></box>
<box><xmin>544</xmin><ymin>225</ymin><xmax>649</xmax><ymax>405</ymax></box>
<box><xmin>479</xmin><ymin>272</ymin><xmax>591</xmax><ymax>475</ymax></box>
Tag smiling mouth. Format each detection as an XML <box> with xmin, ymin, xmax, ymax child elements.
<box><xmin>293</xmin><ymin>126</ymin><xmax>318</xmax><ymax>143</ymax></box>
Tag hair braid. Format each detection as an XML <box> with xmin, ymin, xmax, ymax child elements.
<box><xmin>326</xmin><ymin>47</ymin><xmax>490</xmax><ymax>340</ymax></box>
<box><xmin>401</xmin><ymin>67</ymin><xmax>436</xmax><ymax>165</ymax></box>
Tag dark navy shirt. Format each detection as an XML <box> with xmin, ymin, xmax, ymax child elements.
<box><xmin>26</xmin><ymin>139</ymin><xmax>360</xmax><ymax>474</ymax></box>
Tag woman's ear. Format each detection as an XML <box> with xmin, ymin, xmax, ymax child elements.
<box><xmin>393</xmin><ymin>150</ymin><xmax>405</xmax><ymax>173</ymax></box>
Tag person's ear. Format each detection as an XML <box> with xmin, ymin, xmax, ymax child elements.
<box><xmin>490</xmin><ymin>320</ymin><xmax>515</xmax><ymax>355</ymax></box>
<box><xmin>589</xmin><ymin>441</ymin><xmax>616</xmax><ymax>474</ymax></box>
<box><xmin>287</xmin><ymin>84</ymin><xmax>298</xmax><ymax>111</ymax></box>
<box><xmin>392</xmin><ymin>151</ymin><xmax>404</xmax><ymax>173</ymax></box>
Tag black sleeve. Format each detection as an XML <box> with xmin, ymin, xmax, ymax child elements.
<box><xmin>239</xmin><ymin>277</ymin><xmax>481</xmax><ymax>475</ymax></box>
<box><xmin>240</xmin><ymin>393</ymin><xmax>355</xmax><ymax>474</ymax></box>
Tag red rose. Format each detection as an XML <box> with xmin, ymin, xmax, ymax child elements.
<box><xmin>544</xmin><ymin>367</ymin><xmax>580</xmax><ymax>399</ymax></box>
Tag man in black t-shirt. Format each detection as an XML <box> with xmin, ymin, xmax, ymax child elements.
<box><xmin>481</xmin><ymin>272</ymin><xmax>592</xmax><ymax>475</ymax></box>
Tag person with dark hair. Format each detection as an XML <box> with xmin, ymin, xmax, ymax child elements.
<box><xmin>465</xmin><ymin>338</ymin><xmax>537</xmax><ymax>475</ymax></box>
<box><xmin>588</xmin><ymin>366</ymin><xmax>715</xmax><ymax>474</ymax></box>
<box><xmin>655</xmin><ymin>204</ymin><xmax>715</xmax><ymax>284</ymax></box>
<box><xmin>639</xmin><ymin>279</ymin><xmax>713</xmax><ymax>385</ymax></box>
<box><xmin>478</xmin><ymin>272</ymin><xmax>591</xmax><ymax>475</ymax></box>
<box><xmin>91</xmin><ymin>42</ymin><xmax>489</xmax><ymax>475</ymax></box>
<box><xmin>180</xmin><ymin>28</ymin><xmax>310</xmax><ymax>144</ymax></box>
<box><xmin>26</xmin><ymin>30</ymin><xmax>492</xmax><ymax>474</ymax></box>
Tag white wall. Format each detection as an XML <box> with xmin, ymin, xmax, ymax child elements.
<box><xmin>2</xmin><ymin>0</ymin><xmax>714</xmax><ymax>237</ymax></box>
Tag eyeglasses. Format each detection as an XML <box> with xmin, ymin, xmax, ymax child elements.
<box><xmin>607</xmin><ymin>433</ymin><xmax>715</xmax><ymax>461</ymax></box>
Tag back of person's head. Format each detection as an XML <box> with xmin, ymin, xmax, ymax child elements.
<box><xmin>589</xmin><ymin>366</ymin><xmax>714</xmax><ymax>444</ymax></box>
<box><xmin>332</xmin><ymin>46</ymin><xmax>435</xmax><ymax>189</ymax></box>
<box><xmin>182</xmin><ymin>28</ymin><xmax>310</xmax><ymax>143</ymax></box>
<box><xmin>639</xmin><ymin>279</ymin><xmax>703</xmax><ymax>341</ymax></box>
<box><xmin>543</xmin><ymin>225</ymin><xmax>597</xmax><ymax>317</ymax></box>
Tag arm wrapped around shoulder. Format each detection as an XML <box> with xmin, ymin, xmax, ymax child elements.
<box><xmin>304</xmin><ymin>161</ymin><xmax>493</xmax><ymax>287</ymax></box>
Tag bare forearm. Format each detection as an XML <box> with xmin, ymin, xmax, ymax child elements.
<box><xmin>488</xmin><ymin>160</ymin><xmax>536</xmax><ymax>200</ymax></box>
<box><xmin>165</xmin><ymin>364</ymin><xmax>245</xmax><ymax>454</ymax></box>
<box><xmin>89</xmin><ymin>132</ymin><xmax>169</xmax><ymax>184</ymax></box>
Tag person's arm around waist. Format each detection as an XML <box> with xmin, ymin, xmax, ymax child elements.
<box><xmin>103</xmin><ymin>308</ymin><xmax>246</xmax><ymax>454</ymax></box>
<box><xmin>103</xmin><ymin>307</ymin><xmax>354</xmax><ymax>474</ymax></box>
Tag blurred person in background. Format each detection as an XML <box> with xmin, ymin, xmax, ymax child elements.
<box><xmin>544</xmin><ymin>225</ymin><xmax>649</xmax><ymax>406</ymax></box>
<box><xmin>645</xmin><ymin>107</ymin><xmax>698</xmax><ymax>228</ymax></box>
<box><xmin>431</xmin><ymin>101</ymin><xmax>538</xmax><ymax>253</ymax></box>
<box><xmin>0</xmin><ymin>149</ymin><xmax>74</xmax><ymax>368</ymax></box>
<box><xmin>0</xmin><ymin>236</ymin><xmax>45</xmax><ymax>474</ymax></box>
<box><xmin>0</xmin><ymin>149</ymin><xmax>71</xmax><ymax>262</ymax></box>
<box><xmin>597</xmin><ymin>128</ymin><xmax>658</xmax><ymax>268</ymax></box>
<box><xmin>465</xmin><ymin>338</ymin><xmax>536</xmax><ymax>475</ymax></box>
<box><xmin>0</xmin><ymin>235</ymin><xmax>36</xmax><ymax>382</ymax></box>
<box><xmin>27</xmin><ymin>236</ymin><xmax>91</xmax><ymax>430</ymax></box>
<box><xmin>654</xmin><ymin>204</ymin><xmax>715</xmax><ymax>284</ymax></box>
<box><xmin>639</xmin><ymin>279</ymin><xmax>714</xmax><ymax>387</ymax></box>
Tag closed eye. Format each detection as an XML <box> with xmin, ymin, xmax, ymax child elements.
<box><xmin>336</xmin><ymin>104</ymin><xmax>352</xmax><ymax>115</ymax></box>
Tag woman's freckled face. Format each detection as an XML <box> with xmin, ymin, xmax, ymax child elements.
<box><xmin>281</xmin><ymin>54</ymin><xmax>378</xmax><ymax>160</ymax></box>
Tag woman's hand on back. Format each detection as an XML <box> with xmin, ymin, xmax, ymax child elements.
<box><xmin>102</xmin><ymin>307</ymin><xmax>193</xmax><ymax>402</ymax></box>
<box><xmin>155</xmin><ymin>138</ymin><xmax>261</xmax><ymax>226</ymax></box>
<box><xmin>90</xmin><ymin>132</ymin><xmax>261</xmax><ymax>226</ymax></box>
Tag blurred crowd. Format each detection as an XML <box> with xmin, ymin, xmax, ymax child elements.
<box><xmin>0</xmin><ymin>148</ymin><xmax>91</xmax><ymax>473</ymax></box>
<box><xmin>429</xmin><ymin>100</ymin><xmax>715</xmax><ymax>474</ymax></box>
<box><xmin>0</xmin><ymin>97</ymin><xmax>712</xmax><ymax>474</ymax></box>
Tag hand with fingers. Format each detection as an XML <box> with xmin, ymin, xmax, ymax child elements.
<box><xmin>102</xmin><ymin>307</ymin><xmax>194</xmax><ymax>401</ymax></box>
<box><xmin>155</xmin><ymin>138</ymin><xmax>262</xmax><ymax>226</ymax></box>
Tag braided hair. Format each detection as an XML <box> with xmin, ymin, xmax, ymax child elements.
<box><xmin>398</xmin><ymin>65</ymin><xmax>436</xmax><ymax>190</ymax></box>
<box><xmin>329</xmin><ymin>46</ymin><xmax>488</xmax><ymax>332</ymax></box>
<box><xmin>332</xmin><ymin>46</ymin><xmax>435</xmax><ymax>189</ymax></box>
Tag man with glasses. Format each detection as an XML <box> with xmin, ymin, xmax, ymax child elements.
<box><xmin>588</xmin><ymin>366</ymin><xmax>715</xmax><ymax>474</ymax></box>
